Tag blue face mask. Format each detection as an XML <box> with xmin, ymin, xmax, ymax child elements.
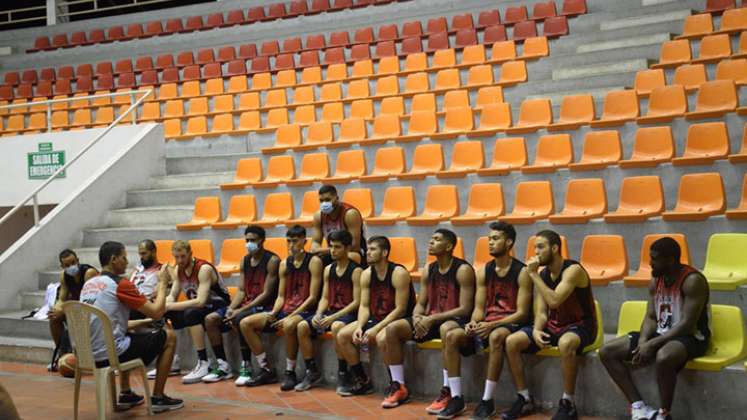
<box><xmin>320</xmin><ymin>201</ymin><xmax>335</xmax><ymax>214</ymax></box>
<box><xmin>245</xmin><ymin>241</ymin><xmax>259</xmax><ymax>254</ymax></box>
<box><xmin>64</xmin><ymin>265</ymin><xmax>80</xmax><ymax>277</ymax></box>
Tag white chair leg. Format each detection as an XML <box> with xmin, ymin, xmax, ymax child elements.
<box><xmin>137</xmin><ymin>366</ymin><xmax>153</xmax><ymax>415</ymax></box>
<box><xmin>73</xmin><ymin>368</ymin><xmax>81</xmax><ymax>420</ymax></box>
<box><xmin>94</xmin><ymin>369</ymin><xmax>109</xmax><ymax>420</ymax></box>
<box><xmin>108</xmin><ymin>370</ymin><xmax>117</xmax><ymax>411</ymax></box>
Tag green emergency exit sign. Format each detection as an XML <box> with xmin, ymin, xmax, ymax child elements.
<box><xmin>27</xmin><ymin>142</ymin><xmax>66</xmax><ymax>180</ymax></box>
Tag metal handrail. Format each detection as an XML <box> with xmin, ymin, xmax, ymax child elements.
<box><xmin>0</xmin><ymin>88</ymin><xmax>153</xmax><ymax>230</ymax></box>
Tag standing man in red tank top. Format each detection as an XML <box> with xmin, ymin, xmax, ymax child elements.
<box><xmin>336</xmin><ymin>235</ymin><xmax>416</xmax><ymax>397</ymax></box>
<box><xmin>437</xmin><ymin>222</ymin><xmax>533</xmax><ymax>420</ymax></box>
<box><xmin>240</xmin><ymin>225</ymin><xmax>323</xmax><ymax>391</ymax></box>
<box><xmin>381</xmin><ymin>229</ymin><xmax>475</xmax><ymax>410</ymax></box>
<box><xmin>600</xmin><ymin>238</ymin><xmax>710</xmax><ymax>420</ymax></box>
<box><xmin>295</xmin><ymin>230</ymin><xmax>362</xmax><ymax>392</ymax></box>
<box><xmin>503</xmin><ymin>230</ymin><xmax>597</xmax><ymax>420</ymax></box>
<box><xmin>311</xmin><ymin>184</ymin><xmax>366</xmax><ymax>265</ymax></box>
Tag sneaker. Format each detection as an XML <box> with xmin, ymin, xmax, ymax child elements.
<box><xmin>653</xmin><ymin>410</ymin><xmax>672</xmax><ymax>420</ymax></box>
<box><xmin>437</xmin><ymin>395</ymin><xmax>465</xmax><ymax>419</ymax></box>
<box><xmin>115</xmin><ymin>390</ymin><xmax>144</xmax><ymax>411</ymax></box>
<box><xmin>151</xmin><ymin>395</ymin><xmax>184</xmax><ymax>413</ymax></box>
<box><xmin>426</xmin><ymin>386</ymin><xmax>452</xmax><ymax>414</ymax></box>
<box><xmin>336</xmin><ymin>371</ymin><xmax>354</xmax><ymax>396</ymax></box>
<box><xmin>350</xmin><ymin>378</ymin><xmax>374</xmax><ymax>396</ymax></box>
<box><xmin>294</xmin><ymin>368</ymin><xmax>322</xmax><ymax>391</ymax></box>
<box><xmin>470</xmin><ymin>399</ymin><xmax>496</xmax><ymax>420</ymax></box>
<box><xmin>551</xmin><ymin>399</ymin><xmax>578</xmax><ymax>420</ymax></box>
<box><xmin>381</xmin><ymin>381</ymin><xmax>409</xmax><ymax>409</ymax></box>
<box><xmin>202</xmin><ymin>359</ymin><xmax>234</xmax><ymax>383</ymax></box>
<box><xmin>631</xmin><ymin>403</ymin><xmax>657</xmax><ymax>420</ymax></box>
<box><xmin>246</xmin><ymin>367</ymin><xmax>277</xmax><ymax>387</ymax></box>
<box><xmin>234</xmin><ymin>361</ymin><xmax>253</xmax><ymax>386</ymax></box>
<box><xmin>181</xmin><ymin>359</ymin><xmax>210</xmax><ymax>384</ymax></box>
<box><xmin>280</xmin><ymin>370</ymin><xmax>297</xmax><ymax>391</ymax></box>
<box><xmin>501</xmin><ymin>394</ymin><xmax>534</xmax><ymax>420</ymax></box>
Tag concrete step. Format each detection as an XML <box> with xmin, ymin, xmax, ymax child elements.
<box><xmin>564</xmin><ymin>0</ymin><xmax>698</xmax><ymax>35</ymax></box>
<box><xmin>105</xmin><ymin>206</ymin><xmax>193</xmax><ymax>227</ymax></box>
<box><xmin>0</xmin><ymin>335</ymin><xmax>54</xmax><ymax>364</ymax></box>
<box><xmin>600</xmin><ymin>8</ymin><xmax>691</xmax><ymax>31</ymax></box>
<box><xmin>552</xmin><ymin>58</ymin><xmax>650</xmax><ymax>81</ymax></box>
<box><xmin>149</xmin><ymin>172</ymin><xmax>234</xmax><ymax>190</ymax></box>
<box><xmin>37</xmin><ymin>270</ymin><xmax>61</xmax><ymax>290</ymax></box>
<box><xmin>166</xmin><ymin>153</ymin><xmax>254</xmax><ymax>175</ymax></box>
<box><xmin>20</xmin><ymin>291</ymin><xmax>46</xmax><ymax>310</ymax></box>
<box><xmin>533</xmin><ymin>42</ymin><xmax>662</xmax><ymax>71</ymax></box>
<box><xmin>83</xmin><ymin>226</ymin><xmax>180</xmax><ymax>247</ymax></box>
<box><xmin>505</xmin><ymin>71</ymin><xmax>638</xmax><ymax>103</ymax></box>
<box><xmin>0</xmin><ymin>311</ymin><xmax>52</xmax><ymax>340</ymax></box>
<box><xmin>552</xmin><ymin>19</ymin><xmax>682</xmax><ymax>54</ymax></box>
<box><xmin>126</xmin><ymin>186</ymin><xmax>222</xmax><ymax>208</ymax></box>
<box><xmin>576</xmin><ymin>32</ymin><xmax>672</xmax><ymax>54</ymax></box>
<box><xmin>525</xmin><ymin>86</ymin><xmax>625</xmax><ymax>104</ymax></box>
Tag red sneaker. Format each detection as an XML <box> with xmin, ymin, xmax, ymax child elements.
<box><xmin>426</xmin><ymin>386</ymin><xmax>451</xmax><ymax>414</ymax></box>
<box><xmin>381</xmin><ymin>381</ymin><xmax>410</xmax><ymax>408</ymax></box>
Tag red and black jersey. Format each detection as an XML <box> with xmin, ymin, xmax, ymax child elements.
<box><xmin>370</xmin><ymin>262</ymin><xmax>416</xmax><ymax>321</ymax></box>
<box><xmin>327</xmin><ymin>261</ymin><xmax>359</xmax><ymax>312</ymax></box>
<box><xmin>320</xmin><ymin>201</ymin><xmax>367</xmax><ymax>255</ymax></box>
<box><xmin>282</xmin><ymin>253</ymin><xmax>315</xmax><ymax>313</ymax></box>
<box><xmin>654</xmin><ymin>264</ymin><xmax>710</xmax><ymax>340</ymax></box>
<box><xmin>241</xmin><ymin>250</ymin><xmax>279</xmax><ymax>306</ymax></box>
<box><xmin>426</xmin><ymin>257</ymin><xmax>471</xmax><ymax>316</ymax></box>
<box><xmin>541</xmin><ymin>259</ymin><xmax>597</xmax><ymax>337</ymax></box>
<box><xmin>178</xmin><ymin>258</ymin><xmax>230</xmax><ymax>302</ymax></box>
<box><xmin>484</xmin><ymin>258</ymin><xmax>525</xmax><ymax>322</ymax></box>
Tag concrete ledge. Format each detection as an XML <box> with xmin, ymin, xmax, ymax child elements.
<box><xmin>552</xmin><ymin>58</ymin><xmax>650</xmax><ymax>80</ymax></box>
<box><xmin>600</xmin><ymin>9</ymin><xmax>691</xmax><ymax>31</ymax></box>
<box><xmin>577</xmin><ymin>33</ymin><xmax>672</xmax><ymax>54</ymax></box>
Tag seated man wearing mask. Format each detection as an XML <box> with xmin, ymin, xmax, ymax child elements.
<box><xmin>311</xmin><ymin>184</ymin><xmax>366</xmax><ymax>266</ymax></box>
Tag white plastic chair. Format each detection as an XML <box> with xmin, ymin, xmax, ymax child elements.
<box><xmin>62</xmin><ymin>301</ymin><xmax>152</xmax><ymax>419</ymax></box>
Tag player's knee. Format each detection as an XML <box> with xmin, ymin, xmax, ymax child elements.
<box><xmin>598</xmin><ymin>341</ymin><xmax>621</xmax><ymax>363</ymax></box>
<box><xmin>505</xmin><ymin>332</ymin><xmax>526</xmax><ymax>353</ymax></box>
<box><xmin>655</xmin><ymin>350</ymin><xmax>679</xmax><ymax>370</ymax></box>
<box><xmin>444</xmin><ymin>329</ymin><xmax>464</xmax><ymax>347</ymax></box>
<box><xmin>376</xmin><ymin>331</ymin><xmax>387</xmax><ymax>348</ymax></box>
<box><xmin>558</xmin><ymin>335</ymin><xmax>581</xmax><ymax>356</ymax></box>
<box><xmin>489</xmin><ymin>330</ymin><xmax>508</xmax><ymax>351</ymax></box>
<box><xmin>205</xmin><ymin>313</ymin><xmax>220</xmax><ymax>326</ymax></box>
<box><xmin>296</xmin><ymin>320</ymin><xmax>310</xmax><ymax>336</ymax></box>
<box><xmin>164</xmin><ymin>328</ymin><xmax>177</xmax><ymax>346</ymax></box>
<box><xmin>331</xmin><ymin>322</ymin><xmax>344</xmax><ymax>336</ymax></box>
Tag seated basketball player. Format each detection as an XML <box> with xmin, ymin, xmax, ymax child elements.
<box><xmin>437</xmin><ymin>222</ymin><xmax>533</xmax><ymax>419</ymax></box>
<box><xmin>502</xmin><ymin>230</ymin><xmax>598</xmax><ymax>420</ymax></box>
<box><xmin>599</xmin><ymin>238</ymin><xmax>710</xmax><ymax>420</ymax></box>
<box><xmin>49</xmin><ymin>249</ymin><xmax>98</xmax><ymax>353</ymax></box>
<box><xmin>239</xmin><ymin>225</ymin><xmax>323</xmax><ymax>391</ymax></box>
<box><xmin>336</xmin><ymin>236</ymin><xmax>416</xmax><ymax>396</ymax></box>
<box><xmin>203</xmin><ymin>226</ymin><xmax>280</xmax><ymax>386</ymax></box>
<box><xmin>294</xmin><ymin>230</ymin><xmax>362</xmax><ymax>391</ymax></box>
<box><xmin>79</xmin><ymin>241</ymin><xmax>183</xmax><ymax>413</ymax></box>
<box><xmin>381</xmin><ymin>229</ymin><xmax>475</xmax><ymax>409</ymax></box>
<box><xmin>311</xmin><ymin>184</ymin><xmax>366</xmax><ymax>265</ymax></box>
<box><xmin>161</xmin><ymin>240</ymin><xmax>233</xmax><ymax>384</ymax></box>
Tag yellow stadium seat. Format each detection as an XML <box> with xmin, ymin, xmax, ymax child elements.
<box><xmin>702</xmin><ymin>233</ymin><xmax>747</xmax><ymax>291</ymax></box>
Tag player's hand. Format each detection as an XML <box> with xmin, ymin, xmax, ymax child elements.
<box><xmin>527</xmin><ymin>256</ymin><xmax>541</xmax><ymax>274</ymax></box>
<box><xmin>48</xmin><ymin>309</ymin><xmax>61</xmax><ymax>321</ymax></box>
<box><xmin>414</xmin><ymin>316</ymin><xmax>432</xmax><ymax>339</ymax></box>
<box><xmin>532</xmin><ymin>329</ymin><xmax>550</xmax><ymax>349</ymax></box>
<box><xmin>352</xmin><ymin>327</ymin><xmax>364</xmax><ymax>344</ymax></box>
<box><xmin>464</xmin><ymin>321</ymin><xmax>478</xmax><ymax>335</ymax></box>
<box><xmin>632</xmin><ymin>340</ymin><xmax>656</xmax><ymax>365</ymax></box>
<box><xmin>473</xmin><ymin>322</ymin><xmax>492</xmax><ymax>339</ymax></box>
<box><xmin>319</xmin><ymin>315</ymin><xmax>335</xmax><ymax>329</ymax></box>
<box><xmin>311</xmin><ymin>314</ymin><xmax>324</xmax><ymax>329</ymax></box>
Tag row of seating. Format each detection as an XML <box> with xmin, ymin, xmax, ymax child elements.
<box><xmin>26</xmin><ymin>0</ymin><xmax>585</xmax><ymax>54</ymax></box>
<box><xmin>2</xmin><ymin>36</ymin><xmax>547</xmax><ymax>101</ymax></box>
<box><xmin>654</xmin><ymin>32</ymin><xmax>747</xmax><ymax>69</ymax></box>
<box><xmin>634</xmin><ymin>59</ymin><xmax>747</xmax><ymax>96</ymax></box>
<box><xmin>0</xmin><ymin>106</ymin><xmax>133</xmax><ymax>135</ymax></box>
<box><xmin>678</xmin><ymin>7</ymin><xmax>747</xmax><ymax>40</ymax></box>
<box><xmin>161</xmin><ymin>229</ymin><xmax>747</xmax><ymax>291</ymax></box>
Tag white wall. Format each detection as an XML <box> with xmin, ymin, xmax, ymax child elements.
<box><xmin>0</xmin><ymin>123</ymin><xmax>164</xmax><ymax>310</ymax></box>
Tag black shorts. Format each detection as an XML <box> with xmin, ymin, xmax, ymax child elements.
<box><xmin>262</xmin><ymin>310</ymin><xmax>314</xmax><ymax>332</ymax></box>
<box><xmin>405</xmin><ymin>316</ymin><xmax>468</xmax><ymax>343</ymax></box>
<box><xmin>303</xmin><ymin>310</ymin><xmax>358</xmax><ymax>338</ymax></box>
<box><xmin>96</xmin><ymin>329</ymin><xmax>167</xmax><ymax>368</ymax></box>
<box><xmin>627</xmin><ymin>332</ymin><xmax>709</xmax><ymax>370</ymax></box>
<box><xmin>165</xmin><ymin>296</ymin><xmax>228</xmax><ymax>330</ymax></box>
<box><xmin>216</xmin><ymin>306</ymin><xmax>267</xmax><ymax>333</ymax></box>
<box><xmin>520</xmin><ymin>324</ymin><xmax>595</xmax><ymax>355</ymax></box>
<box><xmin>361</xmin><ymin>317</ymin><xmax>381</xmax><ymax>332</ymax></box>
<box><xmin>459</xmin><ymin>323</ymin><xmax>524</xmax><ymax>357</ymax></box>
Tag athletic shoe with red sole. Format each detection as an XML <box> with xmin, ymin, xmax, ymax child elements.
<box><xmin>426</xmin><ymin>386</ymin><xmax>452</xmax><ymax>414</ymax></box>
<box><xmin>382</xmin><ymin>381</ymin><xmax>409</xmax><ymax>408</ymax></box>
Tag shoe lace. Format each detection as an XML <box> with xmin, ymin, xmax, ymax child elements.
<box><xmin>437</xmin><ymin>387</ymin><xmax>450</xmax><ymax>401</ymax></box>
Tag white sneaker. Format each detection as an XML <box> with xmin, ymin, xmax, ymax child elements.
<box><xmin>631</xmin><ymin>402</ymin><xmax>658</xmax><ymax>420</ymax></box>
<box><xmin>234</xmin><ymin>361</ymin><xmax>253</xmax><ymax>386</ymax></box>
<box><xmin>147</xmin><ymin>354</ymin><xmax>181</xmax><ymax>379</ymax></box>
<box><xmin>182</xmin><ymin>360</ymin><xmax>210</xmax><ymax>384</ymax></box>
<box><xmin>202</xmin><ymin>359</ymin><xmax>234</xmax><ymax>383</ymax></box>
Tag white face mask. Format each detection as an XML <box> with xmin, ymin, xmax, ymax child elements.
<box><xmin>245</xmin><ymin>241</ymin><xmax>259</xmax><ymax>254</ymax></box>
<box><xmin>64</xmin><ymin>265</ymin><xmax>80</xmax><ymax>277</ymax></box>
<box><xmin>320</xmin><ymin>201</ymin><xmax>335</xmax><ymax>214</ymax></box>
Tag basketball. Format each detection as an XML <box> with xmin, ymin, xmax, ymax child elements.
<box><xmin>58</xmin><ymin>353</ymin><xmax>76</xmax><ymax>378</ymax></box>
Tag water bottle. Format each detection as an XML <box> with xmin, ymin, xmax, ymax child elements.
<box><xmin>360</xmin><ymin>341</ymin><xmax>370</xmax><ymax>363</ymax></box>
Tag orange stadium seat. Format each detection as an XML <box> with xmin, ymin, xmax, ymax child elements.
<box><xmin>177</xmin><ymin>196</ymin><xmax>221</xmax><ymax>230</ymax></box>
<box><xmin>380</xmin><ymin>97</ymin><xmax>405</xmax><ymax>117</ymax></box>
<box><xmin>506</xmin><ymin>98</ymin><xmax>552</xmax><ymax>133</ymax></box>
<box><xmin>286</xmin><ymin>153</ymin><xmax>330</xmax><ymax>186</ymax></box>
<box><xmin>154</xmin><ymin>240</ymin><xmax>175</xmax><ymax>266</ymax></box>
<box><xmin>477</xmin><ymin>137</ymin><xmax>527</xmax><ymax>176</ymax></box>
<box><xmin>673</xmin><ymin>64</ymin><xmax>707</xmax><ymax>91</ymax></box>
<box><xmin>652</xmin><ymin>39</ymin><xmax>691</xmax><ymax>68</ymax></box>
<box><xmin>256</xmin><ymin>192</ymin><xmax>294</xmax><ymax>227</ymax></box>
<box><xmin>321</xmin><ymin>102</ymin><xmax>345</xmax><ymax>124</ymax></box>
<box><xmin>360</xmin><ymin>146</ymin><xmax>405</xmax><ymax>182</ymax></box>
<box><xmin>569</xmin><ymin>130</ymin><xmax>621</xmax><ymax>171</ymax></box>
<box><xmin>475</xmin><ymin>86</ymin><xmax>504</xmax><ymax>110</ymax></box>
<box><xmin>686</xmin><ymin>80</ymin><xmax>737</xmax><ymax>119</ymax></box>
<box><xmin>726</xmin><ymin>175</ymin><xmax>747</xmax><ymax>219</ymax></box>
<box><xmin>434</xmin><ymin>68</ymin><xmax>460</xmax><ymax>91</ymax></box>
<box><xmin>497</xmin><ymin>61</ymin><xmax>528</xmax><ymax>86</ymax></box>
<box><xmin>470</xmin><ymin>103</ymin><xmax>512</xmax><ymax>136</ymax></box>
<box><xmin>634</xmin><ymin>69</ymin><xmax>666</xmax><ymax>97</ymax></box>
<box><xmin>442</xmin><ymin>90</ymin><xmax>470</xmax><ymax>112</ymax></box>
<box><xmin>350</xmin><ymin>100</ymin><xmax>374</xmax><ymax>120</ymax></box>
<box><xmin>398</xmin><ymin>111</ymin><xmax>437</xmax><ymax>142</ymax></box>
<box><xmin>692</xmin><ymin>34</ymin><xmax>731</xmax><ymax>63</ymax></box>
<box><xmin>342</xmin><ymin>188</ymin><xmax>374</xmax><ymax>219</ymax></box>
<box><xmin>501</xmin><ymin>181</ymin><xmax>554</xmax><ymax>224</ymax></box>
<box><xmin>254</xmin><ymin>155</ymin><xmax>295</xmax><ymax>188</ymax></box>
<box><xmin>591</xmin><ymin>89</ymin><xmax>640</xmax><ymax>127</ymax></box>
<box><xmin>163</xmin><ymin>119</ymin><xmax>181</xmax><ymax>139</ymax></box>
<box><xmin>189</xmin><ymin>240</ymin><xmax>214</xmax><ymax>264</ymax></box>
<box><xmin>466</xmin><ymin>64</ymin><xmax>494</xmax><ymax>87</ymax></box>
<box><xmin>461</xmin><ymin>44</ymin><xmax>486</xmax><ymax>67</ymax></box>
<box><xmin>548</xmin><ymin>94</ymin><xmax>595</xmax><ymax>130</ymax></box>
<box><xmin>295</xmin><ymin>121</ymin><xmax>333</xmax><ymax>151</ymax></box>
<box><xmin>472</xmin><ymin>237</ymin><xmax>491</xmax><ymax>269</ymax></box>
<box><xmin>716</xmin><ymin>7</ymin><xmax>747</xmax><ymax>34</ymax></box>
<box><xmin>604</xmin><ymin>176</ymin><xmax>665</xmax><ymax>223</ymax></box>
<box><xmin>406</xmin><ymin>184</ymin><xmax>460</xmax><ymax>225</ymax></box>
<box><xmin>662</xmin><ymin>173</ymin><xmax>725</xmax><ymax>221</ymax></box>
<box><xmin>521</xmin><ymin>36</ymin><xmax>550</xmax><ymax>59</ymax></box>
<box><xmin>336</xmin><ymin>118</ymin><xmax>368</xmax><ymax>146</ymax></box>
<box><xmin>715</xmin><ymin>59</ymin><xmax>747</xmax><ymax>85</ymax></box>
<box><xmin>262</xmin><ymin>124</ymin><xmax>302</xmax><ymax>154</ymax></box>
<box><xmin>216</xmin><ymin>239</ymin><xmax>248</xmax><ymax>276</ymax></box>
<box><xmin>637</xmin><ymin>85</ymin><xmax>687</xmax><ymax>124</ymax></box>
<box><xmin>549</xmin><ymin>178</ymin><xmax>607</xmax><ymax>224</ymax></box>
<box><xmin>389</xmin><ymin>237</ymin><xmax>420</xmax><ymax>278</ymax></box>
<box><xmin>293</xmin><ymin>105</ymin><xmax>316</xmax><ymax>126</ymax></box>
<box><xmin>624</xmin><ymin>234</ymin><xmax>691</xmax><ymax>286</ymax></box>
<box><xmin>580</xmin><ymin>235</ymin><xmax>627</xmax><ymax>286</ymax></box>
<box><xmin>398</xmin><ymin>143</ymin><xmax>444</xmax><ymax>180</ymax></box>
<box><xmin>676</xmin><ymin>13</ymin><xmax>713</xmax><ymax>39</ymax></box>
<box><xmin>411</xmin><ymin>93</ymin><xmax>436</xmax><ymax>113</ymax></box>
<box><xmin>673</xmin><ymin>122</ymin><xmax>730</xmax><ymax>165</ymax></box>
<box><xmin>366</xmin><ymin>186</ymin><xmax>416</xmax><ymax>225</ymax></box>
<box><xmin>619</xmin><ymin>126</ymin><xmax>674</xmax><ymax>168</ymax></box>
<box><xmin>521</xmin><ymin>134</ymin><xmax>573</xmax><ymax>173</ymax></box>
<box><xmin>367</xmin><ymin>113</ymin><xmax>401</xmax><ymax>144</ymax></box>
<box><xmin>437</xmin><ymin>140</ymin><xmax>484</xmax><ymax>178</ymax></box>
<box><xmin>212</xmin><ymin>195</ymin><xmax>257</xmax><ymax>229</ymax></box>
<box><xmin>490</xmin><ymin>40</ymin><xmax>517</xmax><ymax>63</ymax></box>
<box><xmin>434</xmin><ymin>107</ymin><xmax>474</xmax><ymax>139</ymax></box>
<box><xmin>451</xmin><ymin>183</ymin><xmax>504</xmax><ymax>225</ymax></box>
<box><xmin>285</xmin><ymin>190</ymin><xmax>320</xmax><ymax>227</ymax></box>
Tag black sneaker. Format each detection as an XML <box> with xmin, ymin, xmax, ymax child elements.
<box><xmin>246</xmin><ymin>367</ymin><xmax>278</xmax><ymax>387</ymax></box>
<box><xmin>470</xmin><ymin>399</ymin><xmax>496</xmax><ymax>420</ymax></box>
<box><xmin>280</xmin><ymin>370</ymin><xmax>297</xmax><ymax>391</ymax></box>
<box><xmin>151</xmin><ymin>395</ymin><xmax>184</xmax><ymax>413</ymax></box>
<box><xmin>551</xmin><ymin>399</ymin><xmax>578</xmax><ymax>420</ymax></box>
<box><xmin>437</xmin><ymin>395</ymin><xmax>465</xmax><ymax>419</ymax></box>
<box><xmin>501</xmin><ymin>394</ymin><xmax>534</xmax><ymax>420</ymax></box>
<box><xmin>336</xmin><ymin>370</ymin><xmax>354</xmax><ymax>396</ymax></box>
<box><xmin>350</xmin><ymin>378</ymin><xmax>374</xmax><ymax>396</ymax></box>
<box><xmin>115</xmin><ymin>390</ymin><xmax>144</xmax><ymax>411</ymax></box>
<box><xmin>294</xmin><ymin>368</ymin><xmax>322</xmax><ymax>391</ymax></box>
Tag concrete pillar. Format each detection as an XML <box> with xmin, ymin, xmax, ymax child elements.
<box><xmin>45</xmin><ymin>0</ymin><xmax>56</xmax><ymax>26</ymax></box>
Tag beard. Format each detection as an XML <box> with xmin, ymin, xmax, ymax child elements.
<box><xmin>651</xmin><ymin>266</ymin><xmax>666</xmax><ymax>278</ymax></box>
<box><xmin>489</xmin><ymin>248</ymin><xmax>508</xmax><ymax>258</ymax></box>
<box><xmin>141</xmin><ymin>258</ymin><xmax>155</xmax><ymax>268</ymax></box>
<box><xmin>538</xmin><ymin>254</ymin><xmax>552</xmax><ymax>266</ymax></box>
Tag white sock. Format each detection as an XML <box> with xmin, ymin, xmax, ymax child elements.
<box><xmin>443</xmin><ymin>369</ymin><xmax>449</xmax><ymax>387</ymax></box>
<box><xmin>389</xmin><ymin>364</ymin><xmax>405</xmax><ymax>384</ymax></box>
<box><xmin>448</xmin><ymin>377</ymin><xmax>462</xmax><ymax>397</ymax></box>
<box><xmin>483</xmin><ymin>380</ymin><xmax>497</xmax><ymax>401</ymax></box>
<box><xmin>286</xmin><ymin>358</ymin><xmax>296</xmax><ymax>371</ymax></box>
<box><xmin>631</xmin><ymin>401</ymin><xmax>645</xmax><ymax>409</ymax></box>
<box><xmin>518</xmin><ymin>389</ymin><xmax>530</xmax><ymax>400</ymax></box>
<box><xmin>562</xmin><ymin>392</ymin><xmax>574</xmax><ymax>404</ymax></box>
<box><xmin>256</xmin><ymin>352</ymin><xmax>268</xmax><ymax>368</ymax></box>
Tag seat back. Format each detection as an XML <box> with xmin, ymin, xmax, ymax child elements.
<box><xmin>599</xmin><ymin>89</ymin><xmax>639</xmax><ymax>120</ymax></box>
<box><xmin>155</xmin><ymin>240</ymin><xmax>175</xmax><ymax>266</ymax></box>
<box><xmin>517</xmin><ymin>98</ymin><xmax>552</xmax><ymax>127</ymax></box>
<box><xmin>449</xmin><ymin>140</ymin><xmax>483</xmax><ymax>171</ymax></box>
<box><xmin>62</xmin><ymin>301</ymin><xmax>119</xmax><ymax>371</ymax></box>
<box><xmin>422</xmin><ymin>185</ymin><xmax>459</xmax><ymax>217</ymax></box>
<box><xmin>578</xmin><ymin>130</ymin><xmax>621</xmax><ymax>164</ymax></box>
<box><xmin>673</xmin><ymin>64</ymin><xmax>707</xmax><ymax>91</ymax></box>
<box><xmin>389</xmin><ymin>237</ymin><xmax>419</xmax><ymax>273</ymax></box>
<box><xmin>263</xmin><ymin>193</ymin><xmax>294</xmax><ymax>220</ymax></box>
<box><xmin>371</xmin><ymin>146</ymin><xmax>405</xmax><ymax>176</ymax></box>
<box><xmin>443</xmin><ymin>107</ymin><xmax>474</xmax><ymax>132</ymax></box>
<box><xmin>467</xmin><ymin>64</ymin><xmax>493</xmax><ymax>86</ymax></box>
<box><xmin>498</xmin><ymin>61</ymin><xmax>527</xmax><ymax>85</ymax></box>
<box><xmin>532</xmin><ymin>134</ymin><xmax>573</xmax><ymax>166</ymax></box>
<box><xmin>380</xmin><ymin>96</ymin><xmax>405</xmax><ymax>116</ymax></box>
<box><xmin>479</xmin><ymin>102</ymin><xmax>512</xmax><ymax>130</ymax></box>
<box><xmin>342</xmin><ymin>188</ymin><xmax>374</xmax><ymax>218</ymax></box>
<box><xmin>411</xmin><ymin>93</ymin><xmax>436</xmax><ymax>113</ymax></box>
<box><xmin>646</xmin><ymin>85</ymin><xmax>688</xmax><ymax>117</ymax></box>
<box><xmin>465</xmin><ymin>183</ymin><xmax>503</xmax><ymax>216</ymax></box>
<box><xmin>630</xmin><ymin>126</ymin><xmax>674</xmax><ymax>161</ymax></box>
<box><xmin>434</xmin><ymin>68</ymin><xmax>460</xmax><ymax>90</ymax></box>
<box><xmin>489</xmin><ymin>137</ymin><xmax>526</xmax><ymax>168</ymax></box>
<box><xmin>274</xmin><ymin>124</ymin><xmax>302</xmax><ymax>148</ymax></box>
<box><xmin>462</xmin><ymin>44</ymin><xmax>486</xmax><ymax>65</ymax></box>
<box><xmin>298</xmin><ymin>153</ymin><xmax>330</xmax><ymax>179</ymax></box>
<box><xmin>338</xmin><ymin>118</ymin><xmax>367</xmax><ymax>143</ymax></box>
<box><xmin>372</xmin><ymin>114</ymin><xmax>400</xmax><ymax>138</ymax></box>
<box><xmin>634</xmin><ymin>69</ymin><xmax>666</xmax><ymax>96</ymax></box>
<box><xmin>219</xmin><ymin>239</ymin><xmax>248</xmax><ymax>267</ymax></box>
<box><xmin>227</xmin><ymin>195</ymin><xmax>257</xmax><ymax>221</ymax></box>
<box><xmin>682</xmin><ymin>122</ymin><xmax>730</xmax><ymax>159</ymax></box>
<box><xmin>334</xmin><ymin>150</ymin><xmax>366</xmax><ymax>177</ymax></box>
<box><xmin>698</xmin><ymin>34</ymin><xmax>731</xmax><ymax>61</ymax></box>
<box><xmin>561</xmin><ymin>178</ymin><xmax>607</xmax><ymax>216</ymax></box>
<box><xmin>580</xmin><ymin>235</ymin><xmax>627</xmax><ymax>282</ymax></box>
<box><xmin>475</xmin><ymin>86</ymin><xmax>504</xmax><ymax>109</ymax></box>
<box><xmin>558</xmin><ymin>94</ymin><xmax>594</xmax><ymax>123</ymax></box>
<box><xmin>693</xmin><ymin>80</ymin><xmax>737</xmax><ymax>113</ymax></box>
<box><xmin>512</xmin><ymin>181</ymin><xmax>553</xmax><ymax>215</ymax></box>
<box><xmin>658</xmin><ymin>39</ymin><xmax>691</xmax><ymax>66</ymax></box>
<box><xmin>673</xmin><ymin>173</ymin><xmax>725</xmax><ymax>214</ymax></box>
<box><xmin>617</xmin><ymin>176</ymin><xmax>665</xmax><ymax>214</ymax></box>
<box><xmin>680</xmin><ymin>13</ymin><xmax>713</xmax><ymax>38</ymax></box>
<box><xmin>306</xmin><ymin>121</ymin><xmax>334</xmax><ymax>147</ymax></box>
<box><xmin>379</xmin><ymin>186</ymin><xmax>416</xmax><ymax>218</ymax></box>
<box><xmin>266</xmin><ymin>155</ymin><xmax>295</xmax><ymax>182</ymax></box>
<box><xmin>715</xmin><ymin>58</ymin><xmax>747</xmax><ymax>84</ymax></box>
<box><xmin>298</xmin><ymin>190</ymin><xmax>320</xmax><ymax>219</ymax></box>
<box><xmin>411</xmin><ymin>143</ymin><xmax>444</xmax><ymax>172</ymax></box>
<box><xmin>404</xmin><ymin>72</ymin><xmax>430</xmax><ymax>95</ymax></box>
<box><xmin>189</xmin><ymin>239</ymin><xmax>215</xmax><ymax>263</ymax></box>
<box><xmin>192</xmin><ymin>196</ymin><xmax>221</xmax><ymax>223</ymax></box>
<box><xmin>350</xmin><ymin>99</ymin><xmax>373</xmax><ymax>119</ymax></box>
